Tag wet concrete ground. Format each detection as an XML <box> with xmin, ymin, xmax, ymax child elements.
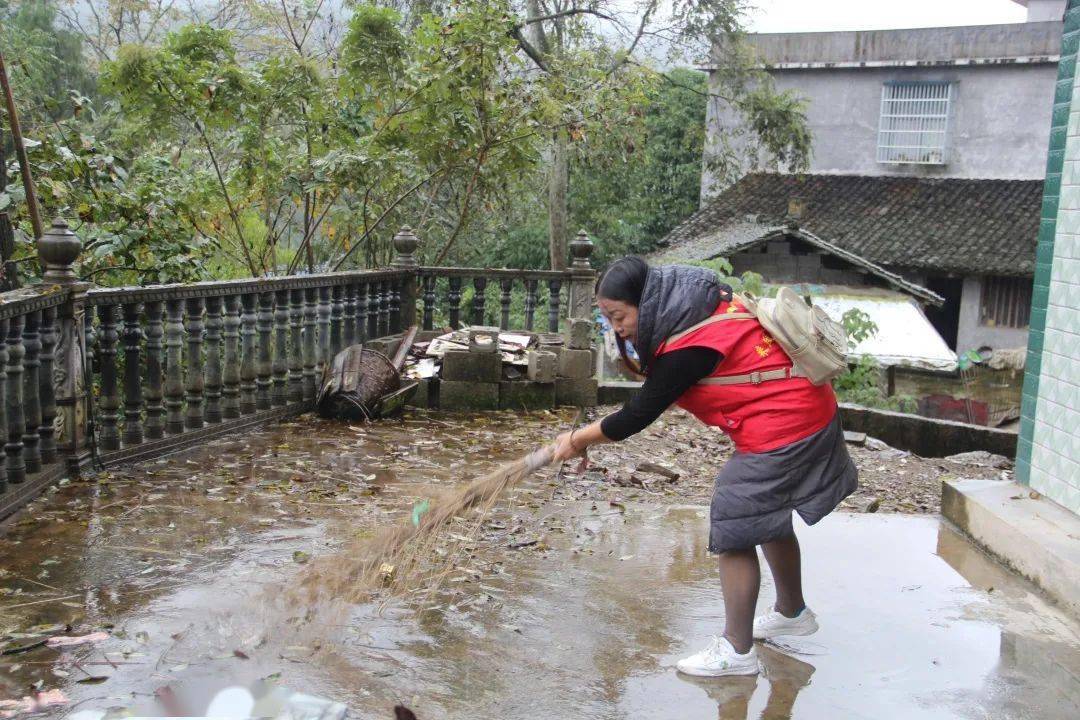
<box><xmin>0</xmin><ymin>411</ymin><xmax>1077</xmax><ymax>719</ymax></box>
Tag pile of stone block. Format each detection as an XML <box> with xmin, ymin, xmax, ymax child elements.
<box><xmin>400</xmin><ymin>319</ymin><xmax>598</xmax><ymax>411</ymax></box>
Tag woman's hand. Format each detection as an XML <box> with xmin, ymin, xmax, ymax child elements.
<box><xmin>553</xmin><ymin>430</ymin><xmax>588</xmax><ymax>468</ymax></box>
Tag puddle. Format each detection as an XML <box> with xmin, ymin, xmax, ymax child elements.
<box><xmin>0</xmin><ymin>411</ymin><xmax>1077</xmax><ymax>719</ymax></box>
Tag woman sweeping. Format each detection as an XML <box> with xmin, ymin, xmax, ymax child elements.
<box><xmin>553</xmin><ymin>257</ymin><xmax>858</xmax><ymax>677</ymax></box>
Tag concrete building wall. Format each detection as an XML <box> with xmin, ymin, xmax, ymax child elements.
<box><xmin>955</xmin><ymin>276</ymin><xmax>1031</xmax><ymax>353</ymax></box>
<box><xmin>703</xmin><ymin>62</ymin><xmax>1058</xmax><ymax>196</ymax></box>
<box><xmin>1018</xmin><ymin>2</ymin><xmax>1080</xmax><ymax>514</ymax></box>
<box><xmin>1023</xmin><ymin>0</ymin><xmax>1067</xmax><ymax>23</ymax></box>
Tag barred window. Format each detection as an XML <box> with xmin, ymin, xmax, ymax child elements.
<box><xmin>877</xmin><ymin>82</ymin><xmax>952</xmax><ymax>165</ymax></box>
<box><xmin>980</xmin><ymin>276</ymin><xmax>1032</xmax><ymax>329</ymax></box>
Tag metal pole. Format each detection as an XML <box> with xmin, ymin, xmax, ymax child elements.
<box><xmin>0</xmin><ymin>50</ymin><xmax>44</xmax><ymax>240</ymax></box>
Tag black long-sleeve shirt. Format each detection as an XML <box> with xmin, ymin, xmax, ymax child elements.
<box><xmin>600</xmin><ymin>347</ymin><xmax>722</xmax><ymax>441</ymax></box>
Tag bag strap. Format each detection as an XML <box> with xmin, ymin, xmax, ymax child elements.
<box><xmin>664</xmin><ymin>310</ymin><xmax>756</xmax><ymax>345</ymax></box>
<box><xmin>697</xmin><ymin>366</ymin><xmax>806</xmax><ymax>386</ymax></box>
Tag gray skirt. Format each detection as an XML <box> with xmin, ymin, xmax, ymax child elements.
<box><xmin>709</xmin><ymin>412</ymin><xmax>858</xmax><ymax>553</ymax></box>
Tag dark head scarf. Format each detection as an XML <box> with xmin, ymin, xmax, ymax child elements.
<box><xmin>597</xmin><ymin>258</ymin><xmax>731</xmax><ymax>374</ymax></box>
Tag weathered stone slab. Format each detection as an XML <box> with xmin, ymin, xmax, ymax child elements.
<box><xmin>527</xmin><ymin>350</ymin><xmax>558</xmax><ymax>383</ymax></box>
<box><xmin>564</xmin><ymin>318</ymin><xmax>594</xmax><ymax>350</ymax></box>
<box><xmin>555</xmin><ymin>377</ymin><xmax>598</xmax><ymax>407</ymax></box>
<box><xmin>499</xmin><ymin>380</ymin><xmax>556</xmax><ymax>410</ymax></box>
<box><xmin>442</xmin><ymin>349</ymin><xmax>501</xmax><ymax>382</ymax></box>
<box><xmin>439</xmin><ymin>380</ymin><xmax>500</xmax><ymax>410</ymax></box>
<box><xmin>408</xmin><ymin>377</ymin><xmax>439</xmax><ymax>408</ymax></box>
<box><xmin>558</xmin><ymin>348</ymin><xmax>594</xmax><ymax>379</ymax></box>
<box><xmin>468</xmin><ymin>326</ymin><xmax>500</xmax><ymax>353</ymax></box>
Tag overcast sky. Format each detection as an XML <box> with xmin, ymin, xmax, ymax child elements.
<box><xmin>744</xmin><ymin>0</ymin><xmax>1027</xmax><ymax>33</ymax></box>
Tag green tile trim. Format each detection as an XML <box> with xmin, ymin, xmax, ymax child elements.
<box><xmin>1018</xmin><ymin>3</ymin><xmax>1080</xmax><ymax>484</ymax></box>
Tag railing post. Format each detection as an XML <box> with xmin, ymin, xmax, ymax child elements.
<box><xmin>472</xmin><ymin>276</ymin><xmax>487</xmax><ymax>326</ymax></box>
<box><xmin>499</xmin><ymin>278</ymin><xmax>513</xmax><ymax>330</ymax></box>
<box><xmin>164</xmin><ymin>299</ymin><xmax>186</xmax><ymax>434</ymax></box>
<box><xmin>392</xmin><ymin>226</ymin><xmax>419</xmax><ymax>330</ymax></box>
<box><xmin>303</xmin><ymin>287</ymin><xmax>318</xmax><ymax>400</ymax></box>
<box><xmin>222</xmin><ymin>296</ymin><xmax>242</xmax><ymax>419</ymax></box>
<box><xmin>38</xmin><ymin>307</ymin><xmax>56</xmax><ymax>463</ymax></box>
<box><xmin>121</xmin><ymin>302</ymin><xmax>145</xmax><ymax>445</ymax></box>
<box><xmin>184</xmin><ymin>298</ymin><xmax>205</xmax><ymax>429</ymax></box>
<box><xmin>330</xmin><ymin>285</ymin><xmax>344</xmax><ymax>357</ymax></box>
<box><xmin>273</xmin><ymin>289</ymin><xmax>289</xmax><ymax>406</ymax></box>
<box><xmin>421</xmin><ymin>275</ymin><xmax>435</xmax><ymax>331</ymax></box>
<box><xmin>317</xmin><ymin>286</ymin><xmax>332</xmax><ymax>372</ymax></box>
<box><xmin>4</xmin><ymin>315</ymin><xmax>24</xmax><ymax>484</ymax></box>
<box><xmin>343</xmin><ymin>284</ymin><xmax>357</xmax><ymax>347</ymax></box>
<box><xmin>239</xmin><ymin>293</ymin><xmax>258</xmax><ymax>415</ymax></box>
<box><xmin>144</xmin><ymin>301</ymin><xmax>166</xmax><ymax>438</ymax></box>
<box><xmin>22</xmin><ymin>310</ymin><xmax>42</xmax><ymax>472</ymax></box>
<box><xmin>568</xmin><ymin>229</ymin><xmax>596</xmax><ymax>320</ymax></box>
<box><xmin>524</xmin><ymin>278</ymin><xmax>538</xmax><ymax>331</ymax></box>
<box><xmin>204</xmin><ymin>296</ymin><xmax>224</xmax><ymax>423</ymax></box>
<box><xmin>256</xmin><ymin>292</ymin><xmax>273</xmax><ymax>410</ymax></box>
<box><xmin>288</xmin><ymin>289</ymin><xmax>304</xmax><ymax>402</ymax></box>
<box><xmin>96</xmin><ymin>305</ymin><xmax>119</xmax><ymax>452</ymax></box>
<box><xmin>38</xmin><ymin>219</ymin><xmax>92</xmax><ymax>474</ymax></box>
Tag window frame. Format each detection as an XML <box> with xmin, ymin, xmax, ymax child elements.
<box><xmin>876</xmin><ymin>81</ymin><xmax>953</xmax><ymax>166</ymax></box>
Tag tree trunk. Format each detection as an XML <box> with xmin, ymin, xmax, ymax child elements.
<box><xmin>548</xmin><ymin>126</ymin><xmax>569</xmax><ymax>271</ymax></box>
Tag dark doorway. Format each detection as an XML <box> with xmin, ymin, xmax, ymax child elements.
<box><xmin>924</xmin><ymin>275</ymin><xmax>962</xmax><ymax>350</ymax></box>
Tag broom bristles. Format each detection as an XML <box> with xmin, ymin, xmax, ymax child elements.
<box><xmin>291</xmin><ymin>444</ymin><xmax>555</xmax><ymax>606</ymax></box>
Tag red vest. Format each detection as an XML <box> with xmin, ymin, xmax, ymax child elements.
<box><xmin>655</xmin><ymin>297</ymin><xmax>837</xmax><ymax>453</ymax></box>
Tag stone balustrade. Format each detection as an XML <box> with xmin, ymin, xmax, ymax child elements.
<box><xmin>0</xmin><ymin>221</ymin><xmax>596</xmax><ymax>522</ymax></box>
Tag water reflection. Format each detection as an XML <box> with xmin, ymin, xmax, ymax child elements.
<box><xmin>676</xmin><ymin>646</ymin><xmax>816</xmax><ymax>720</ymax></box>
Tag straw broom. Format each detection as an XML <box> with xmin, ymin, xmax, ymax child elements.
<box><xmin>291</xmin><ymin>443</ymin><xmax>558</xmax><ymax>607</ymax></box>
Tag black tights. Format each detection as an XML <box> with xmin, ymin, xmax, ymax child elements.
<box><xmin>718</xmin><ymin>533</ymin><xmax>805</xmax><ymax>653</ymax></box>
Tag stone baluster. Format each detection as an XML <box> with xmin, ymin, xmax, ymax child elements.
<box><xmin>273</xmin><ymin>289</ymin><xmax>289</xmax><ymax>406</ymax></box>
<box><xmin>379</xmin><ymin>281</ymin><xmax>391</xmax><ymax>336</ymax></box>
<box><xmin>256</xmin><ymin>292</ymin><xmax>273</xmax><ymax>410</ymax></box>
<box><xmin>524</xmin><ymin>279</ymin><xmax>538</xmax><ymax>331</ymax></box>
<box><xmin>392</xmin><ymin>226</ymin><xmax>419</xmax><ymax>331</ymax></box>
<box><xmin>367</xmin><ymin>282</ymin><xmax>379</xmax><ymax>340</ymax></box>
<box><xmin>471</xmin><ymin>277</ymin><xmax>487</xmax><ymax>326</ymax></box>
<box><xmin>0</xmin><ymin>319</ymin><xmax>7</xmax><ymax>491</ymax></box>
<box><xmin>499</xmin><ymin>279</ymin><xmax>513</xmax><ymax>330</ymax></box>
<box><xmin>356</xmin><ymin>283</ymin><xmax>368</xmax><ymax>344</ymax></box>
<box><xmin>422</xmin><ymin>275</ymin><xmax>436</xmax><ymax>331</ymax></box>
<box><xmin>5</xmin><ymin>315</ymin><xmax>24</xmax><ymax>484</ymax></box>
<box><xmin>184</xmin><ymin>298</ymin><xmax>205</xmax><ymax>429</ymax></box>
<box><xmin>21</xmin><ymin>311</ymin><xmax>42</xmax><ymax>472</ymax></box>
<box><xmin>84</xmin><ymin>311</ymin><xmax>97</xmax><ymax>374</ymax></box>
<box><xmin>222</xmin><ymin>296</ymin><xmax>241</xmax><ymax>419</ymax></box>
<box><xmin>343</xmin><ymin>284</ymin><xmax>357</xmax><ymax>347</ymax></box>
<box><xmin>164</xmin><ymin>299</ymin><xmax>186</xmax><ymax>434</ymax></box>
<box><xmin>303</xmin><ymin>287</ymin><xmax>317</xmax><ymax>400</ymax></box>
<box><xmin>239</xmin><ymin>293</ymin><xmax>257</xmax><ymax>415</ymax></box>
<box><xmin>568</xmin><ymin>229</ymin><xmax>597</xmax><ymax>320</ymax></box>
<box><xmin>144</xmin><ymin>301</ymin><xmax>166</xmax><ymax>438</ymax></box>
<box><xmin>317</xmin><ymin>286</ymin><xmax>332</xmax><ymax>370</ymax></box>
<box><xmin>547</xmin><ymin>279</ymin><xmax>562</xmax><ymax>332</ymax></box>
<box><xmin>448</xmin><ymin>277</ymin><xmax>462</xmax><ymax>330</ymax></box>
<box><xmin>38</xmin><ymin>219</ymin><xmax>92</xmax><ymax>474</ymax></box>
<box><xmin>38</xmin><ymin>307</ymin><xmax>56</xmax><ymax>463</ymax></box>
<box><xmin>121</xmin><ymin>303</ymin><xmax>144</xmax><ymax>446</ymax></box>
<box><xmin>330</xmin><ymin>285</ymin><xmax>344</xmax><ymax>357</ymax></box>
<box><xmin>96</xmin><ymin>306</ymin><xmax>119</xmax><ymax>452</ymax></box>
<box><xmin>288</xmin><ymin>289</ymin><xmax>304</xmax><ymax>402</ymax></box>
<box><xmin>204</xmin><ymin>296</ymin><xmax>223</xmax><ymax>423</ymax></box>
<box><xmin>389</xmin><ymin>280</ymin><xmax>401</xmax><ymax>334</ymax></box>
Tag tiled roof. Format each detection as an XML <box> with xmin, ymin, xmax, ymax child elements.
<box><xmin>656</xmin><ymin>173</ymin><xmax>1043</xmax><ymax>277</ymax></box>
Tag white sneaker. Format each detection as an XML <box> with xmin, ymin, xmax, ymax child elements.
<box><xmin>676</xmin><ymin>636</ymin><xmax>760</xmax><ymax>677</ymax></box>
<box><xmin>752</xmin><ymin>607</ymin><xmax>819</xmax><ymax>640</ymax></box>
